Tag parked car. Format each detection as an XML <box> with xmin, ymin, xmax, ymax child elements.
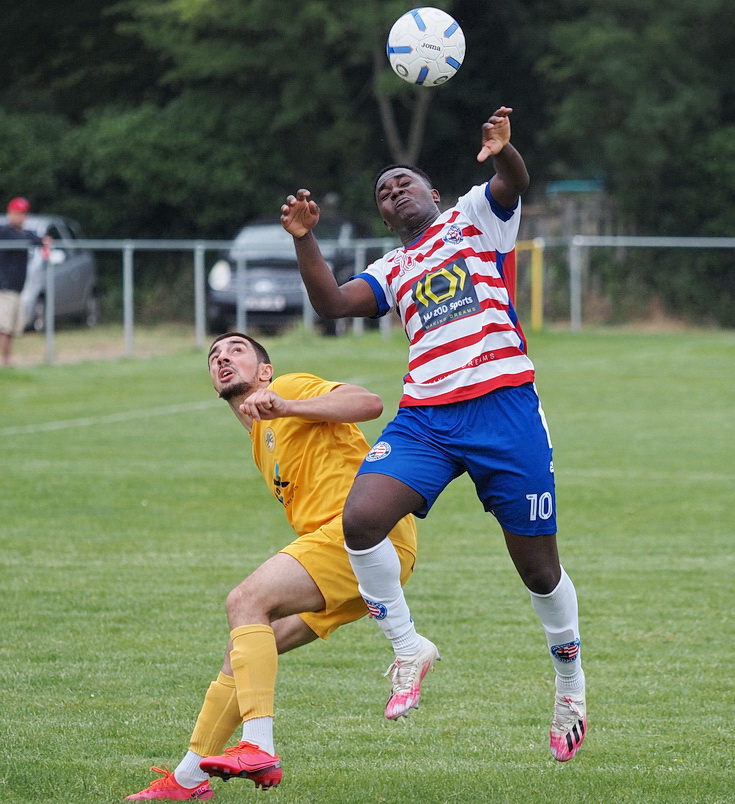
<box><xmin>0</xmin><ymin>214</ymin><xmax>99</xmax><ymax>331</ymax></box>
<box><xmin>206</xmin><ymin>217</ymin><xmax>374</xmax><ymax>334</ymax></box>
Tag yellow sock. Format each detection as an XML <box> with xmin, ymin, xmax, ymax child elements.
<box><xmin>188</xmin><ymin>672</ymin><xmax>241</xmax><ymax>757</ymax></box>
<box><xmin>230</xmin><ymin>624</ymin><xmax>277</xmax><ymax>720</ymax></box>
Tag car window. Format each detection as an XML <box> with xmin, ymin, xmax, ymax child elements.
<box><xmin>63</xmin><ymin>218</ymin><xmax>85</xmax><ymax>239</ymax></box>
<box><xmin>46</xmin><ymin>224</ymin><xmax>66</xmax><ymax>240</ymax></box>
<box><xmin>229</xmin><ymin>219</ymin><xmax>354</xmax><ymax>262</ymax></box>
<box><xmin>318</xmin><ymin>220</ymin><xmax>353</xmax><ymax>240</ymax></box>
<box><xmin>231</xmin><ymin>224</ymin><xmax>294</xmax><ymax>259</ymax></box>
<box><xmin>46</xmin><ymin>223</ymin><xmax>72</xmax><ymax>253</ymax></box>
<box><xmin>51</xmin><ymin>220</ymin><xmax>82</xmax><ymax>253</ymax></box>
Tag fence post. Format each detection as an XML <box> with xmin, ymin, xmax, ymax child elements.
<box><xmin>302</xmin><ymin>282</ymin><xmax>316</xmax><ymax>332</ymax></box>
<box><xmin>123</xmin><ymin>243</ymin><xmax>135</xmax><ymax>356</ymax></box>
<box><xmin>351</xmin><ymin>243</ymin><xmax>367</xmax><ymax>336</ymax></box>
<box><xmin>194</xmin><ymin>243</ymin><xmax>206</xmax><ymax>348</ymax></box>
<box><xmin>43</xmin><ymin>253</ymin><xmax>55</xmax><ymax>364</ymax></box>
<box><xmin>235</xmin><ymin>256</ymin><xmax>248</xmax><ymax>333</ymax></box>
<box><xmin>569</xmin><ymin>236</ymin><xmax>584</xmax><ymax>332</ymax></box>
<box><xmin>530</xmin><ymin>237</ymin><xmax>545</xmax><ymax>332</ymax></box>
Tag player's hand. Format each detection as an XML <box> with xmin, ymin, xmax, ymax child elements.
<box><xmin>281</xmin><ymin>189</ymin><xmax>320</xmax><ymax>238</ymax></box>
<box><xmin>239</xmin><ymin>389</ymin><xmax>290</xmax><ymax>422</ymax></box>
<box><xmin>477</xmin><ymin>106</ymin><xmax>513</xmax><ymax>162</ymax></box>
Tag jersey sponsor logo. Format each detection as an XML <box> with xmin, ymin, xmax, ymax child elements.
<box><xmin>443</xmin><ymin>223</ymin><xmax>464</xmax><ymax>245</ymax></box>
<box><xmin>363</xmin><ymin>598</ymin><xmax>388</xmax><ymax>620</ymax></box>
<box><xmin>272</xmin><ymin>461</ymin><xmax>290</xmax><ymax>504</ymax></box>
<box><xmin>365</xmin><ymin>441</ymin><xmax>392</xmax><ymax>462</ymax></box>
<box><xmin>412</xmin><ymin>257</ymin><xmax>480</xmax><ymax>331</ymax></box>
<box><xmin>551</xmin><ymin>639</ymin><xmax>580</xmax><ymax>663</ymax></box>
<box><xmin>264</xmin><ymin>427</ymin><xmax>276</xmax><ymax>452</ymax></box>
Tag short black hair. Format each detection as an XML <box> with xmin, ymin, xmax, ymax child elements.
<box><xmin>207</xmin><ymin>332</ymin><xmax>271</xmax><ymax>365</ymax></box>
<box><xmin>373</xmin><ymin>164</ymin><xmax>434</xmax><ymax>196</ymax></box>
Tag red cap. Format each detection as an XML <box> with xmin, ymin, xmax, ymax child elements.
<box><xmin>7</xmin><ymin>197</ymin><xmax>30</xmax><ymax>213</ymax></box>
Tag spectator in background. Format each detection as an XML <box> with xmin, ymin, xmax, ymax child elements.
<box><xmin>0</xmin><ymin>197</ymin><xmax>52</xmax><ymax>367</ymax></box>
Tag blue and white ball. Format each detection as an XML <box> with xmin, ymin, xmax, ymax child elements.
<box><xmin>386</xmin><ymin>7</ymin><xmax>465</xmax><ymax>86</ymax></box>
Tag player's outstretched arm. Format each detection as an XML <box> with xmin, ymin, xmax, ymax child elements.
<box><xmin>240</xmin><ymin>383</ymin><xmax>383</xmax><ymax>423</ymax></box>
<box><xmin>281</xmin><ymin>189</ymin><xmax>378</xmax><ymax>320</ymax></box>
<box><xmin>477</xmin><ymin>107</ymin><xmax>530</xmax><ymax>209</ymax></box>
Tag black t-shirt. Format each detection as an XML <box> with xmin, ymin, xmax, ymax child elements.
<box><xmin>0</xmin><ymin>224</ymin><xmax>43</xmax><ymax>292</ymax></box>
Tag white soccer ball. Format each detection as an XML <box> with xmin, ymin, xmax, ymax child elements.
<box><xmin>386</xmin><ymin>7</ymin><xmax>466</xmax><ymax>87</ymax></box>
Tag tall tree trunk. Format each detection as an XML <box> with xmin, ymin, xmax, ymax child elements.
<box><xmin>373</xmin><ymin>44</ymin><xmax>432</xmax><ymax>165</ymax></box>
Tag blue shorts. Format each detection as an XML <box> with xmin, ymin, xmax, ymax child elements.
<box><xmin>357</xmin><ymin>383</ymin><xmax>557</xmax><ymax>536</ymax></box>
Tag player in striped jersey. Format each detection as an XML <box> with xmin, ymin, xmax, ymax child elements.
<box><xmin>281</xmin><ymin>107</ymin><xmax>586</xmax><ymax>761</ymax></box>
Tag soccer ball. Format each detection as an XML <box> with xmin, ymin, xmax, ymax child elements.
<box><xmin>386</xmin><ymin>7</ymin><xmax>465</xmax><ymax>86</ymax></box>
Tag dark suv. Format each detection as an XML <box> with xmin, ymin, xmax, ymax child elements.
<box><xmin>206</xmin><ymin>217</ymin><xmax>366</xmax><ymax>334</ymax></box>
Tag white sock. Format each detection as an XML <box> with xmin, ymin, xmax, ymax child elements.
<box><xmin>529</xmin><ymin>566</ymin><xmax>585</xmax><ymax>695</ymax></box>
<box><xmin>174</xmin><ymin>749</ymin><xmax>209</xmax><ymax>788</ymax></box>
<box><xmin>346</xmin><ymin>538</ymin><xmax>422</xmax><ymax>656</ymax></box>
<box><xmin>242</xmin><ymin>716</ymin><xmax>275</xmax><ymax>756</ymax></box>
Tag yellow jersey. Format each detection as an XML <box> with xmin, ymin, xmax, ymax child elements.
<box><xmin>250</xmin><ymin>373</ymin><xmax>378</xmax><ymax>538</ymax></box>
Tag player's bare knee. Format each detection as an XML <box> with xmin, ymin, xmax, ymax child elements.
<box><xmin>225</xmin><ymin>579</ymin><xmax>267</xmax><ymax>624</ymax></box>
<box><xmin>342</xmin><ymin>499</ymin><xmax>385</xmax><ymax>550</ymax></box>
<box><xmin>521</xmin><ymin>564</ymin><xmax>561</xmax><ymax>595</ymax></box>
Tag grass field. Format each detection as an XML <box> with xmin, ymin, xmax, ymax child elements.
<box><xmin>1</xmin><ymin>326</ymin><xmax>733</xmax><ymax>803</ymax></box>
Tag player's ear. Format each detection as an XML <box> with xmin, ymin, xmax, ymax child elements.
<box><xmin>432</xmin><ymin>189</ymin><xmax>440</xmax><ymax>203</ymax></box>
<box><xmin>259</xmin><ymin>362</ymin><xmax>274</xmax><ymax>382</ymax></box>
<box><xmin>382</xmin><ymin>218</ymin><xmax>394</xmax><ymax>233</ymax></box>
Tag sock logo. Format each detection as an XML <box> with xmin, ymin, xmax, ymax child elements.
<box><xmin>363</xmin><ymin>598</ymin><xmax>388</xmax><ymax>620</ymax></box>
<box><xmin>551</xmin><ymin>639</ymin><xmax>580</xmax><ymax>663</ymax></box>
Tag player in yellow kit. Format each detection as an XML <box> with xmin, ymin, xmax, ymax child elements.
<box><xmin>125</xmin><ymin>332</ymin><xmax>417</xmax><ymax>801</ymax></box>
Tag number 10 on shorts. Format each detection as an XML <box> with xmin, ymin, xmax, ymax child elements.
<box><xmin>526</xmin><ymin>492</ymin><xmax>554</xmax><ymax>521</ymax></box>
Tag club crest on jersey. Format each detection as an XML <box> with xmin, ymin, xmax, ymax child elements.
<box><xmin>264</xmin><ymin>427</ymin><xmax>276</xmax><ymax>452</ymax></box>
<box><xmin>551</xmin><ymin>639</ymin><xmax>580</xmax><ymax>663</ymax></box>
<box><xmin>443</xmin><ymin>224</ymin><xmax>464</xmax><ymax>244</ymax></box>
<box><xmin>363</xmin><ymin>598</ymin><xmax>388</xmax><ymax>620</ymax></box>
<box><xmin>365</xmin><ymin>441</ymin><xmax>391</xmax><ymax>461</ymax></box>
<box><xmin>412</xmin><ymin>257</ymin><xmax>480</xmax><ymax>331</ymax></box>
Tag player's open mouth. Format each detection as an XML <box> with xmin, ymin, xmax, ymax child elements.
<box><xmin>219</xmin><ymin>368</ymin><xmax>235</xmax><ymax>381</ymax></box>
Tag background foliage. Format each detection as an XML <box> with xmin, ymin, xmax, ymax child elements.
<box><xmin>0</xmin><ymin>1</ymin><xmax>733</xmax><ymax>323</ymax></box>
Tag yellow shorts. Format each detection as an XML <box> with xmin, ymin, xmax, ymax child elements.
<box><xmin>0</xmin><ymin>291</ymin><xmax>25</xmax><ymax>337</ymax></box>
<box><xmin>279</xmin><ymin>513</ymin><xmax>417</xmax><ymax>640</ymax></box>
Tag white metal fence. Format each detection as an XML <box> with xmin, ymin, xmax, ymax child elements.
<box><xmin>2</xmin><ymin>237</ymin><xmax>397</xmax><ymax>363</ymax></box>
<box><xmin>565</xmin><ymin>235</ymin><xmax>735</xmax><ymax>331</ymax></box>
<box><xmin>4</xmin><ymin>233</ymin><xmax>734</xmax><ymax>363</ymax></box>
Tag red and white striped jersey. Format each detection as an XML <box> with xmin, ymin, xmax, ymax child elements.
<box><xmin>358</xmin><ymin>182</ymin><xmax>535</xmax><ymax>407</ymax></box>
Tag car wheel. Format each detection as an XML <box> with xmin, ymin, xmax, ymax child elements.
<box><xmin>30</xmin><ymin>297</ymin><xmax>46</xmax><ymax>332</ymax></box>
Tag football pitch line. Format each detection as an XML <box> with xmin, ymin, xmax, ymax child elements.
<box><xmin>0</xmin><ymin>399</ymin><xmax>220</xmax><ymax>437</ymax></box>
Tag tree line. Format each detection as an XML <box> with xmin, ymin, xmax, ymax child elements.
<box><xmin>1</xmin><ymin>0</ymin><xmax>733</xmax><ymax>324</ymax></box>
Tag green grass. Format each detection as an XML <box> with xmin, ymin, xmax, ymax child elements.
<box><xmin>1</xmin><ymin>326</ymin><xmax>734</xmax><ymax>803</ymax></box>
